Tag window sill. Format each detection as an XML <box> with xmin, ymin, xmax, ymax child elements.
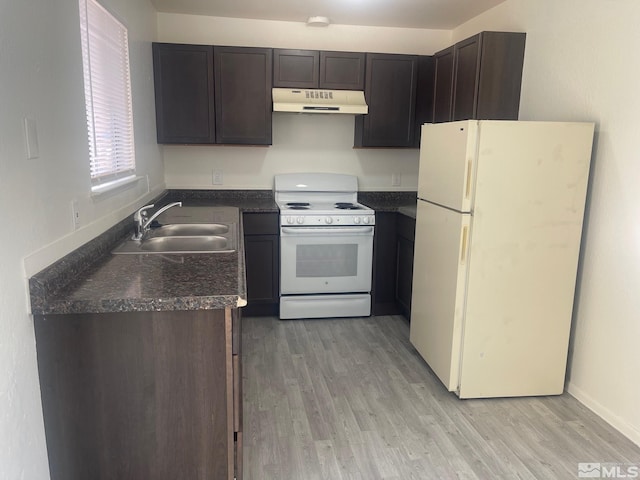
<box><xmin>91</xmin><ymin>175</ymin><xmax>141</xmax><ymax>197</ymax></box>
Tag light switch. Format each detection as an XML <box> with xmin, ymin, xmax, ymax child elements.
<box><xmin>24</xmin><ymin>117</ymin><xmax>40</xmax><ymax>159</ymax></box>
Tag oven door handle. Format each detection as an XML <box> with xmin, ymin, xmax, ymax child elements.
<box><xmin>281</xmin><ymin>226</ymin><xmax>374</xmax><ymax>235</ymax></box>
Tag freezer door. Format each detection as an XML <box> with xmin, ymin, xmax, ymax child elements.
<box><xmin>410</xmin><ymin>200</ymin><xmax>471</xmax><ymax>392</ymax></box>
<box><xmin>418</xmin><ymin>120</ymin><xmax>478</xmax><ymax>213</ymax></box>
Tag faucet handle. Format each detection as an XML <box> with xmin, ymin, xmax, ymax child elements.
<box><xmin>134</xmin><ymin>204</ymin><xmax>155</xmax><ymax>222</ymax></box>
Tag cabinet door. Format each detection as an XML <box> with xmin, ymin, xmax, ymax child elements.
<box><xmin>414</xmin><ymin>55</ymin><xmax>435</xmax><ymax>147</ymax></box>
<box><xmin>244</xmin><ymin>235</ymin><xmax>279</xmax><ymax>314</ymax></box>
<box><xmin>395</xmin><ymin>214</ymin><xmax>416</xmax><ymax>320</ymax></box>
<box><xmin>432</xmin><ymin>46</ymin><xmax>454</xmax><ymax>123</ymax></box>
<box><xmin>475</xmin><ymin>32</ymin><xmax>526</xmax><ymax>120</ymax></box>
<box><xmin>273</xmin><ymin>49</ymin><xmax>319</xmax><ymax>88</ymax></box>
<box><xmin>319</xmin><ymin>51</ymin><xmax>365</xmax><ymax>90</ymax></box>
<box><xmin>354</xmin><ymin>53</ymin><xmax>418</xmax><ymax>147</ymax></box>
<box><xmin>372</xmin><ymin>212</ymin><xmax>401</xmax><ymax>315</ymax></box>
<box><xmin>243</xmin><ymin>212</ymin><xmax>280</xmax><ymax>316</ymax></box>
<box><xmin>452</xmin><ymin>34</ymin><xmax>482</xmax><ymax>121</ymax></box>
<box><xmin>153</xmin><ymin>43</ymin><xmax>215</xmax><ymax>144</ymax></box>
<box><xmin>214</xmin><ymin>47</ymin><xmax>273</xmax><ymax>145</ymax></box>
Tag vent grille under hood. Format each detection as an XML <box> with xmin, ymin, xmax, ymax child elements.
<box><xmin>272</xmin><ymin>88</ymin><xmax>368</xmax><ymax>114</ymax></box>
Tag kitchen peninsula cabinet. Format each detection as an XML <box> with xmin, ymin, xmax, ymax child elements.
<box><xmin>273</xmin><ymin>49</ymin><xmax>365</xmax><ymax>90</ymax></box>
<box><xmin>30</xmin><ymin>206</ymin><xmax>247</xmax><ymax>480</ymax></box>
<box><xmin>433</xmin><ymin>32</ymin><xmax>526</xmax><ymax>122</ymax></box>
<box><xmin>153</xmin><ymin>43</ymin><xmax>273</xmax><ymax>145</ymax></box>
<box><xmin>243</xmin><ymin>212</ymin><xmax>279</xmax><ymax>316</ymax></box>
<box><xmin>354</xmin><ymin>53</ymin><xmax>419</xmax><ymax>147</ymax></box>
<box><xmin>35</xmin><ymin>309</ymin><xmax>241</xmax><ymax>480</ymax></box>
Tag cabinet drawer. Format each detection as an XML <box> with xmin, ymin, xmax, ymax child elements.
<box><xmin>243</xmin><ymin>212</ymin><xmax>279</xmax><ymax>235</ymax></box>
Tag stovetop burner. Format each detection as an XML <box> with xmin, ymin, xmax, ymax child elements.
<box><xmin>286</xmin><ymin>202</ymin><xmax>310</xmax><ymax>210</ymax></box>
<box><xmin>335</xmin><ymin>202</ymin><xmax>362</xmax><ymax>210</ymax></box>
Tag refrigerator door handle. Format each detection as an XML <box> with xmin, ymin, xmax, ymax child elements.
<box><xmin>465</xmin><ymin>159</ymin><xmax>472</xmax><ymax>201</ymax></box>
<box><xmin>460</xmin><ymin>226</ymin><xmax>469</xmax><ymax>264</ymax></box>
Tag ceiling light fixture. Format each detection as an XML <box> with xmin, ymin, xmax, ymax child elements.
<box><xmin>306</xmin><ymin>16</ymin><xmax>331</xmax><ymax>27</ymax></box>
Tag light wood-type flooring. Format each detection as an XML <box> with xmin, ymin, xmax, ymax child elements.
<box><xmin>242</xmin><ymin>315</ymin><xmax>640</xmax><ymax>479</ymax></box>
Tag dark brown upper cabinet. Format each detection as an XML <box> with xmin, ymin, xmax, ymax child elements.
<box><xmin>465</xmin><ymin>31</ymin><xmax>526</xmax><ymax>121</ymax></box>
<box><xmin>273</xmin><ymin>49</ymin><xmax>365</xmax><ymax>90</ymax></box>
<box><xmin>153</xmin><ymin>43</ymin><xmax>215</xmax><ymax>144</ymax></box>
<box><xmin>153</xmin><ymin>43</ymin><xmax>273</xmax><ymax>145</ymax></box>
<box><xmin>354</xmin><ymin>53</ymin><xmax>419</xmax><ymax>148</ymax></box>
<box><xmin>434</xmin><ymin>31</ymin><xmax>526</xmax><ymax>123</ymax></box>
<box><xmin>273</xmin><ymin>49</ymin><xmax>319</xmax><ymax>88</ymax></box>
<box><xmin>319</xmin><ymin>51</ymin><xmax>365</xmax><ymax>90</ymax></box>
<box><xmin>432</xmin><ymin>46</ymin><xmax>455</xmax><ymax>124</ymax></box>
<box><xmin>414</xmin><ymin>55</ymin><xmax>436</xmax><ymax>147</ymax></box>
<box><xmin>214</xmin><ymin>46</ymin><xmax>273</xmax><ymax>145</ymax></box>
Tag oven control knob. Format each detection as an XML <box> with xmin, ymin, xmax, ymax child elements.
<box><xmin>363</xmin><ymin>216</ymin><xmax>371</xmax><ymax>224</ymax></box>
<box><xmin>325</xmin><ymin>217</ymin><xmax>333</xmax><ymax>224</ymax></box>
<box><xmin>296</xmin><ymin>217</ymin><xmax>304</xmax><ymax>224</ymax></box>
<box><xmin>354</xmin><ymin>216</ymin><xmax>361</xmax><ymax>224</ymax></box>
<box><xmin>286</xmin><ymin>216</ymin><xmax>294</xmax><ymax>225</ymax></box>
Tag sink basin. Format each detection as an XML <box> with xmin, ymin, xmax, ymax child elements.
<box><xmin>149</xmin><ymin>223</ymin><xmax>229</xmax><ymax>237</ymax></box>
<box><xmin>140</xmin><ymin>236</ymin><xmax>230</xmax><ymax>253</ymax></box>
<box><xmin>112</xmin><ymin>215</ymin><xmax>237</xmax><ymax>255</ymax></box>
<box><xmin>112</xmin><ymin>233</ymin><xmax>236</xmax><ymax>255</ymax></box>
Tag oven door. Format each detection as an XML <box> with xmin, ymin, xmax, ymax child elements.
<box><xmin>280</xmin><ymin>226</ymin><xmax>374</xmax><ymax>295</ymax></box>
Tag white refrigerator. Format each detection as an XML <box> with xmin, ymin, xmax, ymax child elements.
<box><xmin>410</xmin><ymin>120</ymin><xmax>595</xmax><ymax>399</ymax></box>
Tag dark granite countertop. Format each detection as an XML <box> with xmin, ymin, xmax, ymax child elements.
<box><xmin>29</xmin><ymin>189</ymin><xmax>416</xmax><ymax>316</ymax></box>
<box><xmin>164</xmin><ymin>189</ymin><xmax>278</xmax><ymax>212</ymax></box>
<box><xmin>30</xmin><ymin>202</ymin><xmax>254</xmax><ymax>316</ymax></box>
<box><xmin>358</xmin><ymin>191</ymin><xmax>417</xmax><ymax>218</ymax></box>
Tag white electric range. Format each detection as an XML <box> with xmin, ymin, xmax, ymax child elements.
<box><xmin>274</xmin><ymin>173</ymin><xmax>375</xmax><ymax>319</ymax></box>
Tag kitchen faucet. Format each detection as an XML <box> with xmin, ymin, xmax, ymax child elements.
<box><xmin>132</xmin><ymin>202</ymin><xmax>182</xmax><ymax>240</ymax></box>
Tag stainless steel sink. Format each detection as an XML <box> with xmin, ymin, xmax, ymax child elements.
<box><xmin>112</xmin><ymin>222</ymin><xmax>236</xmax><ymax>255</ymax></box>
<box><xmin>140</xmin><ymin>236</ymin><xmax>229</xmax><ymax>253</ymax></box>
<box><xmin>148</xmin><ymin>223</ymin><xmax>229</xmax><ymax>237</ymax></box>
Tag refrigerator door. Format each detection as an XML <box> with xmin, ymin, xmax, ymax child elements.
<box><xmin>457</xmin><ymin>121</ymin><xmax>595</xmax><ymax>398</ymax></box>
<box><xmin>418</xmin><ymin>120</ymin><xmax>478</xmax><ymax>213</ymax></box>
<box><xmin>410</xmin><ymin>200</ymin><xmax>471</xmax><ymax>392</ymax></box>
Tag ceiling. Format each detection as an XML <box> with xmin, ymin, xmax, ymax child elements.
<box><xmin>149</xmin><ymin>0</ymin><xmax>507</xmax><ymax>30</ymax></box>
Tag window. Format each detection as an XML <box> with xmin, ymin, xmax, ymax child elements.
<box><xmin>79</xmin><ymin>0</ymin><xmax>136</xmax><ymax>192</ymax></box>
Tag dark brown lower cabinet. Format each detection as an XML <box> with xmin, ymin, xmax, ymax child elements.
<box><xmin>395</xmin><ymin>214</ymin><xmax>416</xmax><ymax>320</ymax></box>
<box><xmin>243</xmin><ymin>212</ymin><xmax>279</xmax><ymax>316</ymax></box>
<box><xmin>372</xmin><ymin>212</ymin><xmax>401</xmax><ymax>315</ymax></box>
<box><xmin>371</xmin><ymin>212</ymin><xmax>416</xmax><ymax>319</ymax></box>
<box><xmin>34</xmin><ymin>308</ymin><xmax>242</xmax><ymax>480</ymax></box>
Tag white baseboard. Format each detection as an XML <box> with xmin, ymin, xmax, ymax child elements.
<box><xmin>567</xmin><ymin>381</ymin><xmax>640</xmax><ymax>448</ymax></box>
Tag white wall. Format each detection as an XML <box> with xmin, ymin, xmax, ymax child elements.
<box><xmin>455</xmin><ymin>0</ymin><xmax>640</xmax><ymax>447</ymax></box>
<box><xmin>157</xmin><ymin>14</ymin><xmax>452</xmax><ymax>191</ymax></box>
<box><xmin>0</xmin><ymin>0</ymin><xmax>162</xmax><ymax>478</ymax></box>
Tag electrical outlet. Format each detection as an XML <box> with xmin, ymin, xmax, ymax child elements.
<box><xmin>212</xmin><ymin>169</ymin><xmax>223</xmax><ymax>185</ymax></box>
<box><xmin>71</xmin><ymin>199</ymin><xmax>80</xmax><ymax>229</ymax></box>
<box><xmin>391</xmin><ymin>173</ymin><xmax>401</xmax><ymax>187</ymax></box>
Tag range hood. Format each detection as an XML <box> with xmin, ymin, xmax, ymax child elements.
<box><xmin>272</xmin><ymin>88</ymin><xmax>368</xmax><ymax>114</ymax></box>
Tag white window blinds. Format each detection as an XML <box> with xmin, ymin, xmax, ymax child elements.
<box><xmin>79</xmin><ymin>0</ymin><xmax>136</xmax><ymax>188</ymax></box>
